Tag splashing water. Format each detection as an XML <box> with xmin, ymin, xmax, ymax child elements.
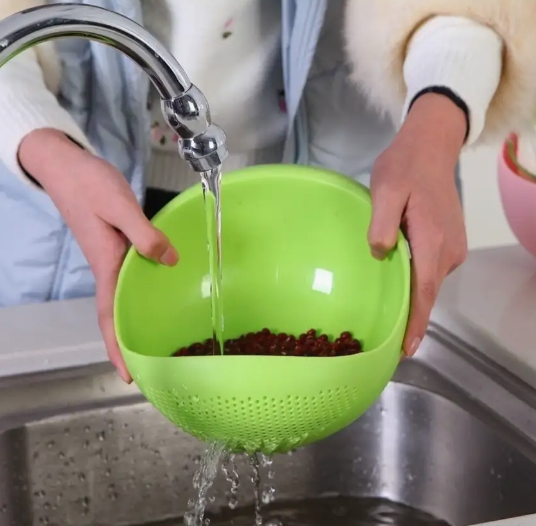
<box><xmin>194</xmin><ymin>497</ymin><xmax>452</xmax><ymax>526</ymax></box>
<box><xmin>185</xmin><ymin>447</ymin><xmax>276</xmax><ymax>526</ymax></box>
<box><xmin>247</xmin><ymin>453</ymin><xmax>276</xmax><ymax>525</ymax></box>
<box><xmin>200</xmin><ymin>167</ymin><xmax>224</xmax><ymax>354</ymax></box>
<box><xmin>259</xmin><ymin>453</ymin><xmax>276</xmax><ymax>506</ymax></box>
<box><xmin>249</xmin><ymin>454</ymin><xmax>263</xmax><ymax>526</ymax></box>
<box><xmin>184</xmin><ymin>443</ymin><xmax>225</xmax><ymax>526</ymax></box>
<box><xmin>221</xmin><ymin>453</ymin><xmax>240</xmax><ymax>510</ymax></box>
<box><xmin>179</xmin><ymin>448</ymin><xmax>448</xmax><ymax>526</ymax></box>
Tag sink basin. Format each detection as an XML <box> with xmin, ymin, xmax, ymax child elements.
<box><xmin>1</xmin><ymin>321</ymin><xmax>536</xmax><ymax>526</ymax></box>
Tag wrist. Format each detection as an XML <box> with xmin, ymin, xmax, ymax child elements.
<box><xmin>19</xmin><ymin>128</ymin><xmax>93</xmax><ymax>188</ymax></box>
<box><xmin>400</xmin><ymin>93</ymin><xmax>466</xmax><ymax>165</ymax></box>
<box><xmin>402</xmin><ymin>16</ymin><xmax>502</xmax><ymax>146</ymax></box>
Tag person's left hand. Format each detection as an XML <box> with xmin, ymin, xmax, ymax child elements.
<box><xmin>368</xmin><ymin>93</ymin><xmax>468</xmax><ymax>358</ymax></box>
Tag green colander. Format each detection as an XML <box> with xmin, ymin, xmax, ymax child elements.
<box><xmin>115</xmin><ymin>164</ymin><xmax>410</xmax><ymax>454</ymax></box>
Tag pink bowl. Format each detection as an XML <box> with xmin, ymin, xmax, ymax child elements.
<box><xmin>498</xmin><ymin>137</ymin><xmax>536</xmax><ymax>259</ymax></box>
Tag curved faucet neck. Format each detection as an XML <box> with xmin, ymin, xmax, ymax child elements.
<box><xmin>0</xmin><ymin>3</ymin><xmax>228</xmax><ymax>173</ymax></box>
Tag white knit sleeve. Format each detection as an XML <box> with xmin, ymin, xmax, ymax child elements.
<box><xmin>0</xmin><ymin>48</ymin><xmax>94</xmax><ymax>183</ymax></box>
<box><xmin>402</xmin><ymin>16</ymin><xmax>503</xmax><ymax>145</ymax></box>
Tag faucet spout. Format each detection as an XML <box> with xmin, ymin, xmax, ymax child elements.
<box><xmin>0</xmin><ymin>3</ymin><xmax>228</xmax><ymax>173</ymax></box>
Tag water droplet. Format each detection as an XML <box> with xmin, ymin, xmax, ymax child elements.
<box><xmin>46</xmin><ymin>441</ymin><xmax>55</xmax><ymax>449</ymax></box>
<box><xmin>97</xmin><ymin>431</ymin><xmax>105</xmax><ymax>441</ymax></box>
<box><xmin>261</xmin><ymin>485</ymin><xmax>275</xmax><ymax>504</ymax></box>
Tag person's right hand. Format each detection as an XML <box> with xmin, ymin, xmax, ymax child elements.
<box><xmin>19</xmin><ymin>128</ymin><xmax>179</xmax><ymax>383</ymax></box>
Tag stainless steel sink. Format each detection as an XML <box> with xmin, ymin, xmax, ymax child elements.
<box><xmin>2</xmin><ymin>321</ymin><xmax>536</xmax><ymax>526</ymax></box>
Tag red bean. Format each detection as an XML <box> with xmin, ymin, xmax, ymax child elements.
<box><xmin>174</xmin><ymin>329</ymin><xmax>363</xmax><ymax>358</ymax></box>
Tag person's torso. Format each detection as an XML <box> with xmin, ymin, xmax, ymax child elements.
<box><xmin>0</xmin><ymin>0</ymin><xmax>402</xmax><ymax>306</ymax></box>
<box><xmin>142</xmin><ymin>0</ymin><xmax>287</xmax><ymax>192</ymax></box>
<box><xmin>144</xmin><ymin>0</ymin><xmax>286</xmax><ymax>153</ymax></box>
<box><xmin>301</xmin><ymin>0</ymin><xmax>396</xmax><ymax>185</ymax></box>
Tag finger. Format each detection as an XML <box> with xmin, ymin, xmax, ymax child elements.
<box><xmin>87</xmin><ymin>166</ymin><xmax>179</xmax><ymax>266</ymax></box>
<box><xmin>84</xmin><ymin>220</ymin><xmax>132</xmax><ymax>383</ymax></box>
<box><xmin>368</xmin><ymin>178</ymin><xmax>409</xmax><ymax>260</ymax></box>
<box><xmin>95</xmin><ymin>249</ymin><xmax>133</xmax><ymax>384</ymax></box>
<box><xmin>403</xmin><ymin>250</ymin><xmax>442</xmax><ymax>357</ymax></box>
<box><xmin>98</xmin><ymin>188</ymin><xmax>179</xmax><ymax>266</ymax></box>
<box><xmin>123</xmin><ymin>217</ymin><xmax>179</xmax><ymax>266</ymax></box>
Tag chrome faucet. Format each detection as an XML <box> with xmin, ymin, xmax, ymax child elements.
<box><xmin>0</xmin><ymin>3</ymin><xmax>228</xmax><ymax>173</ymax></box>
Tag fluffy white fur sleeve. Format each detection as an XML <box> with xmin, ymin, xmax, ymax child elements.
<box><xmin>344</xmin><ymin>0</ymin><xmax>536</xmax><ymax>145</ymax></box>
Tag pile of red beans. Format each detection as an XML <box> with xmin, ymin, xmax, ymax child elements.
<box><xmin>173</xmin><ymin>328</ymin><xmax>362</xmax><ymax>357</ymax></box>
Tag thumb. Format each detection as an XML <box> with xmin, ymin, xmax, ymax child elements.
<box><xmin>103</xmin><ymin>193</ymin><xmax>179</xmax><ymax>266</ymax></box>
<box><xmin>368</xmin><ymin>184</ymin><xmax>408</xmax><ymax>260</ymax></box>
<box><xmin>92</xmin><ymin>171</ymin><xmax>180</xmax><ymax>267</ymax></box>
<box><xmin>124</xmin><ymin>217</ymin><xmax>179</xmax><ymax>266</ymax></box>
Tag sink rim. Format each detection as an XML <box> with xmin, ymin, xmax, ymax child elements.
<box><xmin>2</xmin><ymin>319</ymin><xmax>536</xmax><ymax>459</ymax></box>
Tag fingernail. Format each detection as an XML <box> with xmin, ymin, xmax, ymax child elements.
<box><xmin>371</xmin><ymin>247</ymin><xmax>386</xmax><ymax>260</ymax></box>
<box><xmin>160</xmin><ymin>247</ymin><xmax>178</xmax><ymax>266</ymax></box>
<box><xmin>117</xmin><ymin>367</ymin><xmax>132</xmax><ymax>384</ymax></box>
<box><xmin>407</xmin><ymin>337</ymin><xmax>421</xmax><ymax>357</ymax></box>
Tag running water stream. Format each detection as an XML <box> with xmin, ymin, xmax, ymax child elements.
<box><xmin>180</xmin><ymin>445</ymin><xmax>450</xmax><ymax>526</ymax></box>
<box><xmin>184</xmin><ymin>446</ymin><xmax>276</xmax><ymax>526</ymax></box>
<box><xmin>200</xmin><ymin>167</ymin><xmax>225</xmax><ymax>354</ymax></box>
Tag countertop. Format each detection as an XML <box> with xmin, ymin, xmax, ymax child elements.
<box><xmin>437</xmin><ymin>244</ymin><xmax>536</xmax><ymax>388</ymax></box>
<box><xmin>475</xmin><ymin>517</ymin><xmax>536</xmax><ymax>526</ymax></box>
<box><xmin>0</xmin><ymin>295</ymin><xmax>107</xmax><ymax>377</ymax></box>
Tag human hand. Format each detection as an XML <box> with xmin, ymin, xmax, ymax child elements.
<box><xmin>368</xmin><ymin>93</ymin><xmax>468</xmax><ymax>357</ymax></box>
<box><xmin>19</xmin><ymin>129</ymin><xmax>179</xmax><ymax>382</ymax></box>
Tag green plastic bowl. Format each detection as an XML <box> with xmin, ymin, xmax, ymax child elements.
<box><xmin>115</xmin><ymin>164</ymin><xmax>410</xmax><ymax>453</ymax></box>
